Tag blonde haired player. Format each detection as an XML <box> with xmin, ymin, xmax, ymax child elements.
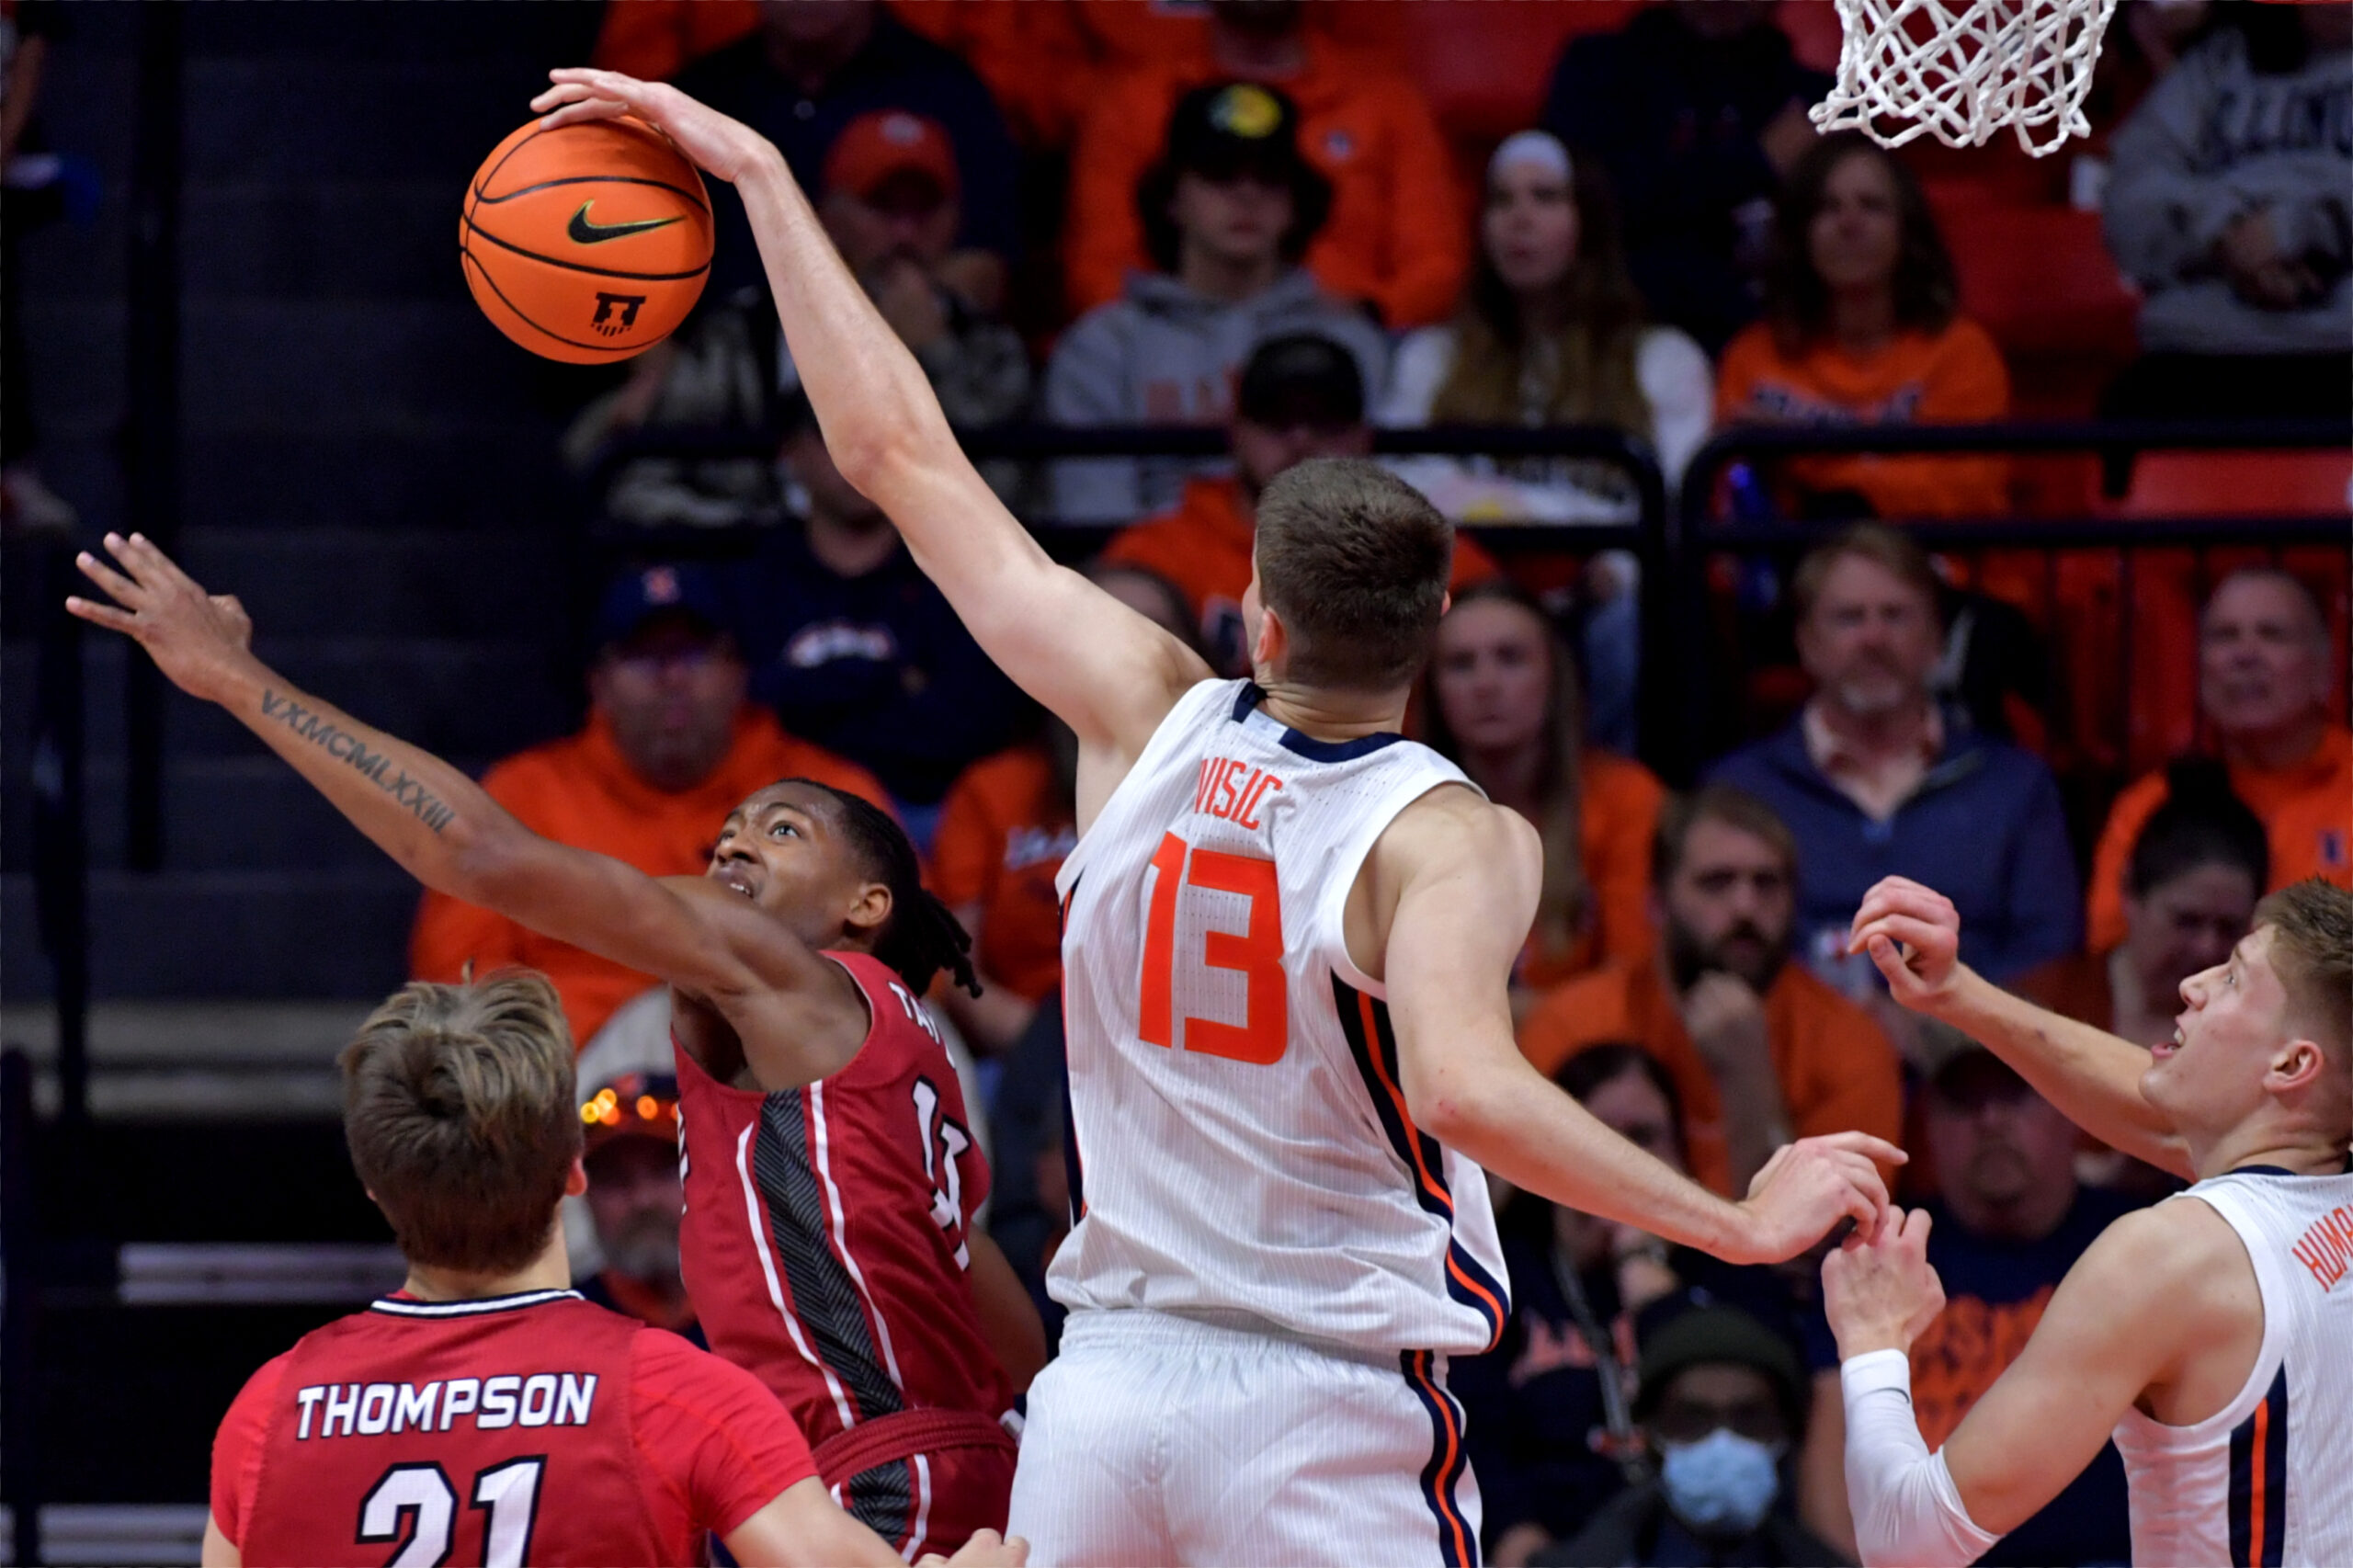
<box><xmin>1830</xmin><ymin>875</ymin><xmax>2352</xmax><ymax>1567</ymax></box>
<box><xmin>529</xmin><ymin>68</ymin><xmax>1901</xmax><ymax>1567</ymax></box>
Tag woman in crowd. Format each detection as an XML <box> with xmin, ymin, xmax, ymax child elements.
<box><xmin>1715</xmin><ymin>132</ymin><xmax>2011</xmax><ymax>519</ymax></box>
<box><xmin>2016</xmin><ymin>757</ymin><xmax>2267</xmax><ymax>1048</ymax></box>
<box><xmin>1453</xmin><ymin>1044</ymin><xmax>1829</xmax><ymax>1567</ymax></box>
<box><xmin>1382</xmin><ymin>130</ymin><xmax>1712</xmax><ymax>749</ymax></box>
<box><xmin>1379</xmin><ymin>129</ymin><xmax>1715</xmax><ymax>517</ymax></box>
<box><xmin>1422</xmin><ymin>578</ymin><xmax>1665</xmax><ymax>1006</ymax></box>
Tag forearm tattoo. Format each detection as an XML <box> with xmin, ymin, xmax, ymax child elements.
<box><xmin>259</xmin><ymin>689</ymin><xmax>457</xmax><ymax>834</ymax></box>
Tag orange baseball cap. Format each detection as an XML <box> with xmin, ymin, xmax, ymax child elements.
<box><xmin>823</xmin><ymin>109</ymin><xmax>960</xmax><ymax>202</ymax></box>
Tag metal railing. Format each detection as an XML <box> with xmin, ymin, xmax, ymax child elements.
<box><xmin>1663</xmin><ymin>416</ymin><xmax>2352</xmax><ymax>780</ymax></box>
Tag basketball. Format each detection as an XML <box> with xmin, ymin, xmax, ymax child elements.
<box><xmin>460</xmin><ymin>114</ymin><xmax>712</xmax><ymax>363</ymax></box>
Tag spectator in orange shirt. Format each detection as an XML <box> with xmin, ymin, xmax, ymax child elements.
<box><xmin>1422</xmin><ymin>578</ymin><xmax>1666</xmax><ymax>1006</ymax></box>
<box><xmin>410</xmin><ymin>564</ymin><xmax>890</xmax><ymax>1048</ymax></box>
<box><xmin>1062</xmin><ymin>0</ymin><xmax>1465</xmax><ymax>329</ymax></box>
<box><xmin>1715</xmin><ymin>134</ymin><xmax>2012</xmax><ymax>520</ymax></box>
<box><xmin>1101</xmin><ymin>332</ymin><xmax>1498</xmax><ymax>676</ymax></box>
<box><xmin>2086</xmin><ymin>565</ymin><xmax>2353</xmax><ymax>951</ymax></box>
<box><xmin>928</xmin><ymin>566</ymin><xmax>1199</xmax><ymax>1056</ymax></box>
<box><xmin>1518</xmin><ymin>784</ymin><xmax>1904</xmax><ymax>1200</ymax></box>
<box><xmin>1043</xmin><ymin>82</ymin><xmax>1387</xmax><ymax>527</ymax></box>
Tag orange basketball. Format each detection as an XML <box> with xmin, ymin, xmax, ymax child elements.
<box><xmin>460</xmin><ymin>114</ymin><xmax>713</xmax><ymax>364</ymax></box>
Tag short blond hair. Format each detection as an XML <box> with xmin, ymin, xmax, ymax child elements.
<box><xmin>339</xmin><ymin>971</ymin><xmax>582</xmax><ymax>1274</ymax></box>
<box><xmin>2256</xmin><ymin>881</ymin><xmax>2353</xmax><ymax>1072</ymax></box>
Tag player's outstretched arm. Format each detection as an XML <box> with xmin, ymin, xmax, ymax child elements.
<box><xmin>1850</xmin><ymin>877</ymin><xmax>2191</xmax><ymax>1178</ymax></box>
<box><xmin>65</xmin><ymin>534</ymin><xmax>864</xmax><ymax>1080</ymax></box>
<box><xmin>1380</xmin><ymin>790</ymin><xmax>1901</xmax><ymax>1266</ymax></box>
<box><xmin>1825</xmin><ymin>1203</ymin><xmax>2229</xmax><ymax>1566</ymax></box>
<box><xmin>531</xmin><ymin>70</ymin><xmax>1208</xmax><ymax>762</ymax></box>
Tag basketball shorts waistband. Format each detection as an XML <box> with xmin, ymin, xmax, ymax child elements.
<box><xmin>813</xmin><ymin>1406</ymin><xmax>1020</xmax><ymax>1488</ymax></box>
<box><xmin>1058</xmin><ymin>1307</ymin><xmax>1444</xmax><ymax>1374</ymax></box>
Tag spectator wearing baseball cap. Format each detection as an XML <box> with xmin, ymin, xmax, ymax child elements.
<box><xmin>664</xmin><ymin>0</ymin><xmax>1021</xmax><ymax>305</ymax></box>
<box><xmin>817</xmin><ymin>108</ymin><xmax>1029</xmax><ymax>506</ymax></box>
<box><xmin>411</xmin><ymin>563</ymin><xmax>891</xmax><ymax>1045</ymax></box>
<box><xmin>1060</xmin><ymin>0</ymin><xmax>1464</xmax><ymax>328</ymax></box>
<box><xmin>1043</xmin><ymin>82</ymin><xmax>1390</xmax><ymax>527</ymax></box>
<box><xmin>1100</xmin><ymin>332</ymin><xmax>1497</xmax><ymax>676</ymax></box>
<box><xmin>1539</xmin><ymin>1304</ymin><xmax>1843</xmax><ymax>1567</ymax></box>
<box><xmin>573</xmin><ymin>1060</ymin><xmax>701</xmax><ymax>1342</ymax></box>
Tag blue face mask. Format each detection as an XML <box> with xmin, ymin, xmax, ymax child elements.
<box><xmin>1658</xmin><ymin>1428</ymin><xmax>1783</xmax><ymax>1538</ymax></box>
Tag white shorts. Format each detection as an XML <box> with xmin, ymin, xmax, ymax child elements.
<box><xmin>1007</xmin><ymin>1310</ymin><xmax>1482</xmax><ymax>1566</ymax></box>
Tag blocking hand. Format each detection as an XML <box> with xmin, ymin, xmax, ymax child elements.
<box><xmin>66</xmin><ymin>531</ymin><xmax>260</xmax><ymax>705</ymax></box>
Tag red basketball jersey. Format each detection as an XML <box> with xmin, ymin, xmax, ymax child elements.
<box><xmin>676</xmin><ymin>953</ymin><xmax>1014</xmax><ymax>1517</ymax></box>
<box><xmin>212</xmin><ymin>1288</ymin><xmax>814</xmax><ymax>1567</ymax></box>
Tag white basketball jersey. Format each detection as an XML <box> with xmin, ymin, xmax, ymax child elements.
<box><xmin>2110</xmin><ymin>1165</ymin><xmax>2353</xmax><ymax>1568</ymax></box>
<box><xmin>1050</xmin><ymin>679</ymin><xmax>1511</xmax><ymax>1357</ymax></box>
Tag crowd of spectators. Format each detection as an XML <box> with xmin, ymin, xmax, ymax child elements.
<box><xmin>408</xmin><ymin>4</ymin><xmax>2349</xmax><ymax>1563</ymax></box>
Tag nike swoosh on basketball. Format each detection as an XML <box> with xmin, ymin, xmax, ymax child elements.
<box><xmin>567</xmin><ymin>201</ymin><xmax>685</xmax><ymax>245</ymax></box>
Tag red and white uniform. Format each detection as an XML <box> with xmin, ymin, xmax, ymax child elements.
<box><xmin>676</xmin><ymin>950</ymin><xmax>1017</xmax><ymax>1556</ymax></box>
<box><xmin>210</xmin><ymin>1288</ymin><xmax>813</xmax><ymax>1567</ymax></box>
<box><xmin>1011</xmin><ymin>679</ymin><xmax>1506</xmax><ymax>1566</ymax></box>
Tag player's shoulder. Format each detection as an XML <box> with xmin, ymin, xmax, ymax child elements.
<box><xmin>1381</xmin><ymin>783</ymin><xmax>1542</xmax><ymax>884</ymax></box>
<box><xmin>2074</xmin><ymin>1198</ymin><xmax>2247</xmax><ymax>1303</ymax></box>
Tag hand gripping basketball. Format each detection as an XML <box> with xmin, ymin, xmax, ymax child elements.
<box><xmin>1847</xmin><ymin>876</ymin><xmax>1964</xmax><ymax>1014</ymax></box>
<box><xmin>64</xmin><ymin>531</ymin><xmax>260</xmax><ymax>705</ymax></box>
<box><xmin>1733</xmin><ymin>1131</ymin><xmax>1904</xmax><ymax>1265</ymax></box>
<box><xmin>533</xmin><ymin>69</ymin><xmax>777</xmax><ymax>187</ymax></box>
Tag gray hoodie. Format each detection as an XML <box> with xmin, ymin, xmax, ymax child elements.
<box><xmin>1041</xmin><ymin>268</ymin><xmax>1391</xmax><ymax>526</ymax></box>
<box><xmin>2104</xmin><ymin>27</ymin><xmax>2353</xmax><ymax>356</ymax></box>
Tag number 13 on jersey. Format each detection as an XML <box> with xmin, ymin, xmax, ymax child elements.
<box><xmin>1138</xmin><ymin>831</ymin><xmax>1287</xmax><ymax>1065</ymax></box>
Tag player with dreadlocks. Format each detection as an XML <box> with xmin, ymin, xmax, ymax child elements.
<box><xmin>64</xmin><ymin>532</ymin><xmax>1048</xmax><ymax>1559</ymax></box>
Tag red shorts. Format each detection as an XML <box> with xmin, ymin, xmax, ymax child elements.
<box><xmin>817</xmin><ymin>1407</ymin><xmax>1017</xmax><ymax>1555</ymax></box>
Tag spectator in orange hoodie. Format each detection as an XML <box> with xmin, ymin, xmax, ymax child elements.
<box><xmin>410</xmin><ymin>564</ymin><xmax>890</xmax><ymax>1048</ymax></box>
<box><xmin>1517</xmin><ymin>784</ymin><xmax>1904</xmax><ymax>1201</ymax></box>
<box><xmin>1101</xmin><ymin>332</ymin><xmax>1497</xmax><ymax>676</ymax></box>
<box><xmin>1062</xmin><ymin>0</ymin><xmax>1464</xmax><ymax>328</ymax></box>
<box><xmin>1715</xmin><ymin>133</ymin><xmax>2011</xmax><ymax>520</ymax></box>
<box><xmin>1422</xmin><ymin>578</ymin><xmax>1666</xmax><ymax>1011</ymax></box>
<box><xmin>2085</xmin><ymin>566</ymin><xmax>2353</xmax><ymax>951</ymax></box>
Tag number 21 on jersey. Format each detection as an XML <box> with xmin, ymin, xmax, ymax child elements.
<box><xmin>1138</xmin><ymin>830</ymin><xmax>1287</xmax><ymax>1065</ymax></box>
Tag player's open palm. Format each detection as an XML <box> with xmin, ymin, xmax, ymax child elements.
<box><xmin>1848</xmin><ymin>875</ymin><xmax>1964</xmax><ymax>1013</ymax></box>
<box><xmin>1822</xmin><ymin>1206</ymin><xmax>1946</xmax><ymax>1359</ymax></box>
<box><xmin>534</xmin><ymin>69</ymin><xmax>774</xmax><ymax>186</ymax></box>
<box><xmin>1733</xmin><ymin>1131</ymin><xmax>1902</xmax><ymax>1264</ymax></box>
<box><xmin>66</xmin><ymin>531</ymin><xmax>258</xmax><ymax>705</ymax></box>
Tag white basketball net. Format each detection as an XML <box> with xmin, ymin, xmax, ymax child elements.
<box><xmin>1812</xmin><ymin>0</ymin><xmax>2121</xmax><ymax>155</ymax></box>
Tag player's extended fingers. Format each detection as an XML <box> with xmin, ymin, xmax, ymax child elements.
<box><xmin>63</xmin><ymin>596</ymin><xmax>138</xmax><ymax>634</ymax></box>
<box><xmin>74</xmin><ymin>547</ymin><xmax>145</xmax><ymax>608</ymax></box>
<box><xmin>1803</xmin><ymin>1130</ymin><xmax>1907</xmax><ymax>1167</ymax></box>
<box><xmin>1847</xmin><ymin>882</ymin><xmax>1954</xmax><ymax>950</ymax></box>
<box><xmin>111</xmin><ymin>531</ymin><xmax>204</xmax><ymax>597</ymax></box>
<box><xmin>1900</xmin><ymin>1205</ymin><xmax>1935</xmax><ymax>1253</ymax></box>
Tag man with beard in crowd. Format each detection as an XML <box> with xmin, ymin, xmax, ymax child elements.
<box><xmin>573</xmin><ymin>1063</ymin><xmax>700</xmax><ymax>1343</ymax></box>
<box><xmin>1519</xmin><ymin>785</ymin><xmax>1904</xmax><ymax>1201</ymax></box>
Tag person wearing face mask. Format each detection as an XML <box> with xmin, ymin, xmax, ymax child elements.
<box><xmin>1539</xmin><ymin>1304</ymin><xmax>1840</xmax><ymax>1568</ymax></box>
<box><xmin>1714</xmin><ymin>134</ymin><xmax>2011</xmax><ymax>521</ymax></box>
<box><xmin>1518</xmin><ymin>784</ymin><xmax>1903</xmax><ymax>1200</ymax></box>
<box><xmin>2085</xmin><ymin>567</ymin><xmax>2352</xmax><ymax>955</ymax></box>
<box><xmin>1455</xmin><ymin>1048</ymin><xmax>1838</xmax><ymax>1568</ymax></box>
<box><xmin>1422</xmin><ymin>580</ymin><xmax>1665</xmax><ymax>1006</ymax></box>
